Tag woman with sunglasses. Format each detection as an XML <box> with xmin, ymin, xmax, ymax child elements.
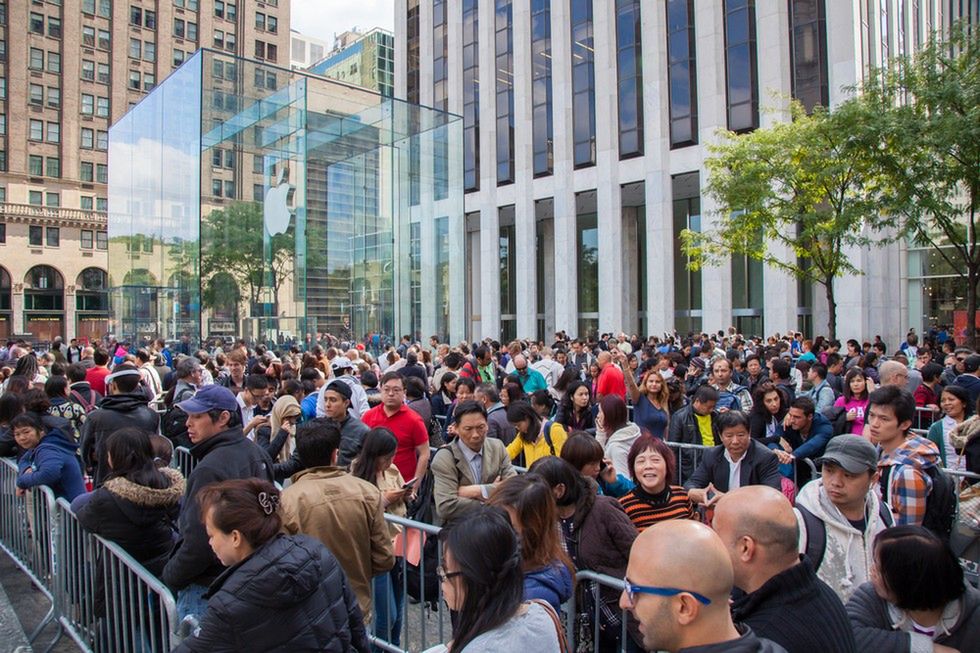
<box><xmin>424</xmin><ymin>507</ymin><xmax>563</xmax><ymax>653</ymax></box>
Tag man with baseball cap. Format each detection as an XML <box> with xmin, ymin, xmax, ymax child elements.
<box><xmin>316</xmin><ymin>356</ymin><xmax>369</xmax><ymax>419</ymax></box>
<box><xmin>793</xmin><ymin>436</ymin><xmax>893</xmax><ymax>602</ymax></box>
<box><xmin>162</xmin><ymin>384</ymin><xmax>274</xmax><ymax>622</ymax></box>
<box><xmin>321</xmin><ymin>379</ymin><xmax>370</xmax><ymax>466</ymax></box>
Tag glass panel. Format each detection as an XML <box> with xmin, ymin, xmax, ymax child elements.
<box><xmin>666</xmin><ymin>0</ymin><xmax>698</xmax><ymax>147</ymax></box>
<box><xmin>571</xmin><ymin>0</ymin><xmax>596</xmax><ymax>167</ymax></box>
<box><xmin>672</xmin><ymin>172</ymin><xmax>702</xmax><ymax>330</ymax></box>
<box><xmin>577</xmin><ymin>211</ymin><xmax>598</xmax><ymax>313</ymax></box>
<box><xmin>616</xmin><ymin>0</ymin><xmax>644</xmax><ymax>158</ymax></box>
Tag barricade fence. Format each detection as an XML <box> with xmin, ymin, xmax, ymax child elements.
<box><xmin>172</xmin><ymin>446</ymin><xmax>196</xmax><ymax>479</ymax></box>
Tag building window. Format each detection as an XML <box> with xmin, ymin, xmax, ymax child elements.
<box><xmin>130</xmin><ymin>5</ymin><xmax>142</xmax><ymax>26</ymax></box>
<box><xmin>47</xmin><ymin>87</ymin><xmax>60</xmax><ymax>108</ymax></box>
<box><xmin>672</xmin><ymin>172</ymin><xmax>702</xmax><ymax>332</ymax></box>
<box><xmin>48</xmin><ymin>17</ymin><xmax>62</xmax><ymax>38</ymax></box>
<box><xmin>577</xmin><ymin>207</ymin><xmax>599</xmax><ymax>337</ymax></box>
<box><xmin>30</xmin><ymin>225</ymin><xmax>43</xmax><ymax>244</ymax></box>
<box><xmin>0</xmin><ymin>78</ymin><xmax>5</xmax><ymax>100</ymax></box>
<box><xmin>500</xmin><ymin>221</ymin><xmax>517</xmax><ymax>336</ymax></box>
<box><xmin>144</xmin><ymin>72</ymin><xmax>156</xmax><ymax>90</ymax></box>
<box><xmin>267</xmin><ymin>15</ymin><xmax>277</xmax><ymax>33</ymax></box>
<box><xmin>29</xmin><ymin>48</ymin><xmax>44</xmax><ymax>71</ymax></box>
<box><xmin>0</xmin><ymin>114</ymin><xmax>4</xmax><ymax>136</ymax></box>
<box><xmin>789</xmin><ymin>0</ymin><xmax>828</xmax><ymax>112</ymax></box>
<box><xmin>30</xmin><ymin>13</ymin><xmax>44</xmax><ymax>34</ymax></box>
<box><xmin>214</xmin><ymin>30</ymin><xmax>225</xmax><ymax>49</ymax></box>
<box><xmin>30</xmin><ymin>120</ymin><xmax>43</xmax><ymax>141</ymax></box>
<box><xmin>145</xmin><ymin>40</ymin><xmax>157</xmax><ymax>62</ymax></box>
<box><xmin>82</xmin><ymin>94</ymin><xmax>95</xmax><ymax>115</ymax></box>
<box><xmin>495</xmin><ymin>0</ymin><xmax>515</xmax><ymax>186</ymax></box>
<box><xmin>531</xmin><ymin>0</ymin><xmax>553</xmax><ymax>176</ymax></box>
<box><xmin>81</xmin><ymin>229</ymin><xmax>93</xmax><ymax>247</ymax></box>
<box><xmin>616</xmin><ymin>0</ymin><xmax>644</xmax><ymax>158</ymax></box>
<box><xmin>174</xmin><ymin>18</ymin><xmax>185</xmax><ymax>38</ymax></box>
<box><xmin>460</xmin><ymin>0</ymin><xmax>479</xmax><ymax>191</ymax></box>
<box><xmin>83</xmin><ymin>26</ymin><xmax>95</xmax><ymax>47</ymax></box>
<box><xmin>98</xmin><ymin>29</ymin><xmax>111</xmax><ymax>50</ymax></box>
<box><xmin>0</xmin><ymin>223</ymin><xmax>4</xmax><ymax>243</ymax></box>
<box><xmin>255</xmin><ymin>12</ymin><xmax>265</xmax><ymax>29</ymax></box>
<box><xmin>46</xmin><ymin>122</ymin><xmax>60</xmax><ymax>144</ymax></box>
<box><xmin>46</xmin><ymin>157</ymin><xmax>61</xmax><ymax>178</ymax></box>
<box><xmin>30</xmin><ymin>84</ymin><xmax>44</xmax><ymax>105</ymax></box>
<box><xmin>187</xmin><ymin>21</ymin><xmax>198</xmax><ymax>41</ymax></box>
<box><xmin>47</xmin><ymin>52</ymin><xmax>61</xmax><ymax>74</ymax></box>
<box><xmin>144</xmin><ymin>10</ymin><xmax>156</xmax><ymax>29</ymax></box>
<box><xmin>571</xmin><ymin>0</ymin><xmax>596</xmax><ymax>167</ymax></box>
<box><xmin>47</xmin><ymin>226</ymin><xmax>60</xmax><ymax>246</ymax></box>
<box><xmin>724</xmin><ymin>0</ymin><xmax>759</xmax><ymax>132</ymax></box>
<box><xmin>129</xmin><ymin>70</ymin><xmax>141</xmax><ymax>89</ymax></box>
<box><xmin>96</xmin><ymin>231</ymin><xmax>107</xmax><ymax>249</ymax></box>
<box><xmin>97</xmin><ymin>131</ymin><xmax>108</xmax><ymax>150</ymax></box>
<box><xmin>82</xmin><ymin>60</ymin><xmax>95</xmax><ymax>81</ymax></box>
<box><xmin>81</xmin><ymin>196</ymin><xmax>94</xmax><ymax>211</ymax></box>
<box><xmin>81</xmin><ymin>162</ymin><xmax>94</xmax><ymax>182</ymax></box>
<box><xmin>96</xmin><ymin>164</ymin><xmax>108</xmax><ymax>184</ymax></box>
<box><xmin>666</xmin><ymin>0</ymin><xmax>698</xmax><ymax>147</ymax></box>
<box><xmin>97</xmin><ymin>63</ymin><xmax>110</xmax><ymax>84</ymax></box>
<box><xmin>29</xmin><ymin>155</ymin><xmax>43</xmax><ymax>176</ymax></box>
<box><xmin>81</xmin><ymin>128</ymin><xmax>94</xmax><ymax>148</ymax></box>
<box><xmin>173</xmin><ymin>48</ymin><xmax>186</xmax><ymax>67</ymax></box>
<box><xmin>96</xmin><ymin>97</ymin><xmax>110</xmax><ymax>118</ymax></box>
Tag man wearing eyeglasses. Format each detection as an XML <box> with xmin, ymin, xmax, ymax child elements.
<box><xmin>620</xmin><ymin>519</ymin><xmax>785</xmax><ymax>653</ymax></box>
<box><xmin>713</xmin><ymin>486</ymin><xmax>855</xmax><ymax>653</ymax></box>
<box><xmin>362</xmin><ymin>372</ymin><xmax>430</xmax><ymax>494</ymax></box>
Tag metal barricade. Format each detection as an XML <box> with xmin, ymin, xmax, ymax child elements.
<box><xmin>564</xmin><ymin>570</ymin><xmax>630</xmax><ymax>653</ymax></box>
<box><xmin>52</xmin><ymin>498</ymin><xmax>181</xmax><ymax>653</ymax></box>
<box><xmin>0</xmin><ymin>458</ymin><xmax>57</xmax><ymax>645</ymax></box>
<box><xmin>171</xmin><ymin>446</ymin><xmax>196</xmax><ymax>479</ymax></box>
<box><xmin>369</xmin><ymin>513</ymin><xmax>446</xmax><ymax>653</ymax></box>
<box><xmin>665</xmin><ymin>441</ymin><xmax>709</xmax><ymax>486</ymax></box>
<box><xmin>949</xmin><ymin>469</ymin><xmax>980</xmax><ymax>485</ymax></box>
<box><xmin>913</xmin><ymin>406</ymin><xmax>939</xmax><ymax>431</ymax></box>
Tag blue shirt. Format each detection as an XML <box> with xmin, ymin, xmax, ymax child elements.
<box><xmin>632</xmin><ymin>395</ymin><xmax>668</xmax><ymax>439</ymax></box>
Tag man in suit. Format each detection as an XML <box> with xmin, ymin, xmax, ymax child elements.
<box><xmin>431</xmin><ymin>400</ymin><xmax>518</xmax><ymax>526</ymax></box>
<box><xmin>684</xmin><ymin>410</ymin><xmax>781</xmax><ymax>507</ymax></box>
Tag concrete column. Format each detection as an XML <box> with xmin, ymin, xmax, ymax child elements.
<box><xmin>695</xmin><ymin>5</ymin><xmax>732</xmax><ymax>333</ymax></box>
<box><xmin>513</xmin><ymin>1</ymin><xmax>537</xmax><ymax>339</ymax></box>
<box><xmin>550</xmin><ymin>0</ymin><xmax>577</xmax><ymax>335</ymax></box>
<box><xmin>11</xmin><ymin>289</ymin><xmax>24</xmax><ymax>334</ymax></box>
<box><xmin>594</xmin><ymin>0</ymin><xmax>625</xmax><ymax>335</ymax></box>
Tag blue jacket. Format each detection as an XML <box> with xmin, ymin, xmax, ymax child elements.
<box><xmin>524</xmin><ymin>562</ymin><xmax>574</xmax><ymax>613</ymax></box>
<box><xmin>786</xmin><ymin>412</ymin><xmax>835</xmax><ymax>461</ymax></box>
<box><xmin>17</xmin><ymin>427</ymin><xmax>86</xmax><ymax>501</ymax></box>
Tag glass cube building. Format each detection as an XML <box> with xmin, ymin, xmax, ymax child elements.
<box><xmin>108</xmin><ymin>50</ymin><xmax>463</xmax><ymax>350</ymax></box>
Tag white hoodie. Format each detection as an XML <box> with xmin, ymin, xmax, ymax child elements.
<box><xmin>597</xmin><ymin>422</ymin><xmax>642</xmax><ymax>478</ymax></box>
<box><xmin>794</xmin><ymin>478</ymin><xmax>890</xmax><ymax>603</ymax></box>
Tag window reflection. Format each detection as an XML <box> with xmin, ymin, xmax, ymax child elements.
<box><xmin>666</xmin><ymin>0</ymin><xmax>698</xmax><ymax>148</ymax></box>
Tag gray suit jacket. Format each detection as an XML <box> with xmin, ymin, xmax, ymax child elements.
<box><xmin>432</xmin><ymin>437</ymin><xmax>516</xmax><ymax>525</ymax></box>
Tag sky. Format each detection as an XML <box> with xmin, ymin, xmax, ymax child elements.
<box><xmin>291</xmin><ymin>0</ymin><xmax>395</xmax><ymax>43</ymax></box>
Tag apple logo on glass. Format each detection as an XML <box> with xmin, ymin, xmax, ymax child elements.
<box><xmin>263</xmin><ymin>168</ymin><xmax>293</xmax><ymax>236</ymax></box>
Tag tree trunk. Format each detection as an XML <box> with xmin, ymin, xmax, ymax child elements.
<box><xmin>824</xmin><ymin>277</ymin><xmax>837</xmax><ymax>341</ymax></box>
<box><xmin>968</xmin><ymin>264</ymin><xmax>978</xmax><ymax>350</ymax></box>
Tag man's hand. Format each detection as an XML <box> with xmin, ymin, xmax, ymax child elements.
<box><xmin>382</xmin><ymin>488</ymin><xmax>409</xmax><ymax>506</ymax></box>
<box><xmin>773</xmin><ymin>449</ymin><xmax>795</xmax><ymax>465</ymax></box>
<box><xmin>246</xmin><ymin>414</ymin><xmax>269</xmax><ymax>433</ymax></box>
<box><xmin>689</xmin><ymin>483</ymin><xmax>722</xmax><ymax>507</ymax></box>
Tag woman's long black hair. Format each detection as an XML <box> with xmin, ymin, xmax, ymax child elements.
<box><xmin>350</xmin><ymin>427</ymin><xmax>398</xmax><ymax>485</ymax></box>
<box><xmin>506</xmin><ymin>400</ymin><xmax>542</xmax><ymax>444</ymax></box>
<box><xmin>442</xmin><ymin>507</ymin><xmax>525</xmax><ymax>653</ymax></box>
<box><xmin>104</xmin><ymin>428</ymin><xmax>170</xmax><ymax>489</ymax></box>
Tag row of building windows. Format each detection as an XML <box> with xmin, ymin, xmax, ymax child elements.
<box><xmin>28</xmin><ymin>13</ymin><xmax>63</xmax><ymax>38</ymax></box>
<box><xmin>28</xmin><ymin>49</ymin><xmax>61</xmax><ymax>73</ymax></box>
<box><xmin>128</xmin><ymin>6</ymin><xmax>157</xmax><ymax>30</ymax></box>
<box><xmin>432</xmin><ymin>0</ymin><xmax>826</xmax><ymax>188</ymax></box>
<box><xmin>0</xmin><ymin>223</ymin><xmax>108</xmax><ymax>249</ymax></box>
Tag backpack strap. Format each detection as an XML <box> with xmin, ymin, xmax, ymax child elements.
<box><xmin>542</xmin><ymin>420</ymin><xmax>556</xmax><ymax>456</ymax></box>
<box><xmin>70</xmin><ymin>388</ymin><xmax>94</xmax><ymax>412</ymax></box>
<box><xmin>877</xmin><ymin>497</ymin><xmax>894</xmax><ymax>528</ymax></box>
<box><xmin>796</xmin><ymin>504</ymin><xmax>827</xmax><ymax>571</ymax></box>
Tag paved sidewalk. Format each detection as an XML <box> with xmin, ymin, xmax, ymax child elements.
<box><xmin>0</xmin><ymin>553</ymin><xmax>79</xmax><ymax>653</ymax></box>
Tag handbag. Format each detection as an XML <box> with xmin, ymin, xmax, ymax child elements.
<box><xmin>957</xmin><ymin>480</ymin><xmax>980</xmax><ymax>535</ymax></box>
<box><xmin>530</xmin><ymin>599</ymin><xmax>570</xmax><ymax>653</ymax></box>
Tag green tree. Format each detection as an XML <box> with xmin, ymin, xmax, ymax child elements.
<box><xmin>681</xmin><ymin>101</ymin><xmax>897</xmax><ymax>340</ymax></box>
<box><xmin>855</xmin><ymin>24</ymin><xmax>980</xmax><ymax>346</ymax></box>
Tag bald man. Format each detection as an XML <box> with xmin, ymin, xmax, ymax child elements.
<box><xmin>621</xmin><ymin>519</ymin><xmax>786</xmax><ymax>653</ymax></box>
<box><xmin>596</xmin><ymin>350</ymin><xmax>627</xmax><ymax>401</ymax></box>
<box><xmin>878</xmin><ymin>360</ymin><xmax>909</xmax><ymax>389</ymax></box>
<box><xmin>713</xmin><ymin>487</ymin><xmax>855</xmax><ymax>653</ymax></box>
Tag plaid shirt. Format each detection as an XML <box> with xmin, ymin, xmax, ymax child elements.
<box><xmin>877</xmin><ymin>435</ymin><xmax>938</xmax><ymax>527</ymax></box>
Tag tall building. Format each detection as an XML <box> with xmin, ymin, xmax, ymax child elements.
<box><xmin>0</xmin><ymin>0</ymin><xmax>289</xmax><ymax>344</ymax></box>
<box><xmin>396</xmin><ymin>0</ymin><xmax>973</xmax><ymax>345</ymax></box>
<box><xmin>289</xmin><ymin>28</ymin><xmax>329</xmax><ymax>68</ymax></box>
<box><xmin>307</xmin><ymin>28</ymin><xmax>395</xmax><ymax>97</ymax></box>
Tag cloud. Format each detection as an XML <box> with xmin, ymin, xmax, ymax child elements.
<box><xmin>291</xmin><ymin>0</ymin><xmax>395</xmax><ymax>44</ymax></box>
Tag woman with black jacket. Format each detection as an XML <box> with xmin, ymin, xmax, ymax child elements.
<box><xmin>748</xmin><ymin>382</ymin><xmax>789</xmax><ymax>445</ymax></box>
<box><xmin>174</xmin><ymin>478</ymin><xmax>369</xmax><ymax>653</ymax></box>
<box><xmin>71</xmin><ymin>427</ymin><xmax>184</xmax><ymax>576</ymax></box>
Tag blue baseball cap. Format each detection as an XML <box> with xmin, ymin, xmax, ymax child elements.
<box><xmin>177</xmin><ymin>385</ymin><xmax>239</xmax><ymax>415</ymax></box>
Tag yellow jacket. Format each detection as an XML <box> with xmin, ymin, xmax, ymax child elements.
<box><xmin>506</xmin><ymin>421</ymin><xmax>568</xmax><ymax>467</ymax></box>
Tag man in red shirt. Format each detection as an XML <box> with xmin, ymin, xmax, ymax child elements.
<box><xmin>85</xmin><ymin>348</ymin><xmax>112</xmax><ymax>396</ymax></box>
<box><xmin>595</xmin><ymin>350</ymin><xmax>627</xmax><ymax>401</ymax></box>
<box><xmin>362</xmin><ymin>371</ymin><xmax>430</xmax><ymax>492</ymax></box>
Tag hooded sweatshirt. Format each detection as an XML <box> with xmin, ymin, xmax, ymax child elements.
<box><xmin>876</xmin><ymin>434</ymin><xmax>942</xmax><ymax>527</ymax></box>
<box><xmin>16</xmin><ymin>427</ymin><xmax>86</xmax><ymax>500</ymax></box>
<box><xmin>523</xmin><ymin>562</ymin><xmax>573</xmax><ymax>613</ymax></box>
<box><xmin>794</xmin><ymin>479</ymin><xmax>890</xmax><ymax>603</ymax></box>
<box><xmin>598</xmin><ymin>422</ymin><xmax>642</xmax><ymax>478</ymax></box>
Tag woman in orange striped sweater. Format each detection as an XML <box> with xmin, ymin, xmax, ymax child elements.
<box><xmin>618</xmin><ymin>433</ymin><xmax>694</xmax><ymax>532</ymax></box>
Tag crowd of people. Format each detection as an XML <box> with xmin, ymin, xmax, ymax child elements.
<box><xmin>0</xmin><ymin>326</ymin><xmax>979</xmax><ymax>652</ymax></box>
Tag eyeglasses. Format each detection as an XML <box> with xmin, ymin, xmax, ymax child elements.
<box><xmin>436</xmin><ymin>566</ymin><xmax>462</xmax><ymax>583</ymax></box>
<box><xmin>622</xmin><ymin>577</ymin><xmax>711</xmax><ymax>607</ymax></box>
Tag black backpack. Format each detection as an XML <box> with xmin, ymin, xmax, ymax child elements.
<box><xmin>798</xmin><ymin>501</ymin><xmax>893</xmax><ymax>571</ymax></box>
<box><xmin>879</xmin><ymin>464</ymin><xmax>957</xmax><ymax>540</ymax></box>
<box><xmin>160</xmin><ymin>386</ymin><xmax>195</xmax><ymax>448</ymax></box>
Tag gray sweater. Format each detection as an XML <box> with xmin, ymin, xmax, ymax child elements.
<box><xmin>846</xmin><ymin>582</ymin><xmax>980</xmax><ymax>653</ymax></box>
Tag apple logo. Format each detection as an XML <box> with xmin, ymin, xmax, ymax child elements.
<box><xmin>263</xmin><ymin>167</ymin><xmax>293</xmax><ymax>236</ymax></box>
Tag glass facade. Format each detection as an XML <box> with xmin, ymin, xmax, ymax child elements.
<box><xmin>577</xmin><ymin>203</ymin><xmax>599</xmax><ymax>338</ymax></box>
<box><xmin>495</xmin><ymin>0</ymin><xmax>515</xmax><ymax>185</ymax></box>
<box><xmin>616</xmin><ymin>0</ymin><xmax>644</xmax><ymax>158</ymax></box>
<box><xmin>462</xmin><ymin>0</ymin><xmax>480</xmax><ymax>192</ymax></box>
<box><xmin>531</xmin><ymin>0</ymin><xmax>553</xmax><ymax>176</ymax></box>
<box><xmin>724</xmin><ymin>0</ymin><xmax>759</xmax><ymax>133</ymax></box>
<box><xmin>406</xmin><ymin>0</ymin><xmax>421</xmax><ymax>205</ymax></box>
<box><xmin>789</xmin><ymin>0</ymin><xmax>829</xmax><ymax>112</ymax></box>
<box><xmin>499</xmin><ymin>218</ymin><xmax>517</xmax><ymax>341</ymax></box>
<box><xmin>666</xmin><ymin>0</ymin><xmax>698</xmax><ymax>148</ymax></box>
<box><xmin>109</xmin><ymin>50</ymin><xmax>462</xmax><ymax>349</ymax></box>
<box><xmin>434</xmin><ymin>0</ymin><xmax>451</xmax><ymax>200</ymax></box>
<box><xmin>672</xmin><ymin>172</ymin><xmax>702</xmax><ymax>333</ymax></box>
<box><xmin>570</xmin><ymin>0</ymin><xmax>596</xmax><ymax>168</ymax></box>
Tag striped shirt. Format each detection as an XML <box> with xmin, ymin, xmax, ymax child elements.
<box><xmin>619</xmin><ymin>485</ymin><xmax>695</xmax><ymax>532</ymax></box>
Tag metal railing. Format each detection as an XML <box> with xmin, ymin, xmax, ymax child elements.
<box><xmin>172</xmin><ymin>446</ymin><xmax>196</xmax><ymax>479</ymax></box>
<box><xmin>565</xmin><ymin>570</ymin><xmax>630</xmax><ymax>652</ymax></box>
<box><xmin>0</xmin><ymin>458</ymin><xmax>57</xmax><ymax>646</ymax></box>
